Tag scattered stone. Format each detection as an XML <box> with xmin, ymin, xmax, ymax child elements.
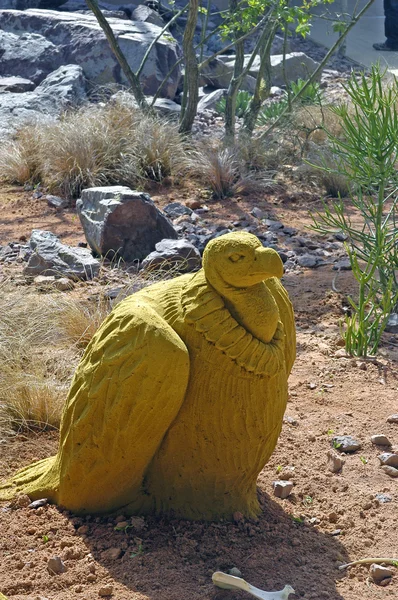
<box><xmin>297</xmin><ymin>254</ymin><xmax>318</xmax><ymax>268</ymax></box>
<box><xmin>54</xmin><ymin>277</ymin><xmax>75</xmax><ymax>291</ymax></box>
<box><xmin>101</xmin><ymin>547</ymin><xmax>123</xmax><ymax>561</ymax></box>
<box><xmin>327</xmin><ymin>450</ymin><xmax>344</xmax><ymax>473</ymax></box>
<box><xmin>284</xmin><ymin>416</ymin><xmax>298</xmax><ymax>426</ymax></box>
<box><xmin>272</xmin><ymin>480</ymin><xmax>294</xmax><ymax>499</ymax></box>
<box><xmin>228</xmin><ymin>567</ymin><xmax>242</xmax><ymax>577</ymax></box>
<box><xmin>25</xmin><ymin>230</ymin><xmax>100</xmax><ymax>280</ymax></box>
<box><xmin>28</xmin><ymin>498</ymin><xmax>48</xmax><ymax>509</ymax></box>
<box><xmin>76</xmin><ymin>186</ymin><xmax>177</xmax><ymax>262</ymax></box>
<box><xmin>371</xmin><ymin>434</ymin><xmax>392</xmax><ymax>447</ymax></box>
<box><xmin>334</xmin><ymin>348</ymin><xmax>350</xmax><ymax>358</ymax></box>
<box><xmin>0</xmin><ymin>76</ymin><xmax>35</xmax><ymax>92</ymax></box>
<box><xmin>129</xmin><ymin>516</ymin><xmax>146</xmax><ymax>531</ymax></box>
<box><xmin>385</xmin><ymin>313</ymin><xmax>398</xmax><ymax>333</ymax></box>
<box><xmin>98</xmin><ymin>585</ymin><xmax>114</xmax><ymax>597</ymax></box>
<box><xmin>141</xmin><ymin>238</ymin><xmax>201</xmax><ymax>273</ymax></box>
<box><xmin>375</xmin><ymin>493</ymin><xmax>392</xmax><ymax>503</ymax></box>
<box><xmin>46</xmin><ymin>195</ymin><xmax>69</xmax><ymax>210</ymax></box>
<box><xmin>369</xmin><ymin>563</ymin><xmax>394</xmax><ymax>584</ymax></box>
<box><xmin>197</xmin><ymin>88</ymin><xmax>227</xmax><ymax>112</ymax></box>
<box><xmin>233</xmin><ymin>511</ymin><xmax>244</xmax><ymax>523</ymax></box>
<box><xmin>387</xmin><ymin>414</ymin><xmax>398</xmax><ymax>424</ymax></box>
<box><xmin>331</xmin><ymin>435</ymin><xmax>361</xmax><ymax>453</ymax></box>
<box><xmin>47</xmin><ymin>556</ymin><xmax>66</xmax><ymax>575</ymax></box>
<box><xmin>251</xmin><ymin>207</ymin><xmax>266</xmax><ymax>219</ymax></box>
<box><xmin>378</xmin><ymin>453</ymin><xmax>398</xmax><ymax>468</ymax></box>
<box><xmin>381</xmin><ymin>465</ymin><xmax>398</xmax><ymax>478</ymax></box>
<box><xmin>333</xmin><ymin>259</ymin><xmax>351</xmax><ymax>270</ymax></box>
<box><xmin>163</xmin><ymin>202</ymin><xmax>192</xmax><ymax>219</ymax></box>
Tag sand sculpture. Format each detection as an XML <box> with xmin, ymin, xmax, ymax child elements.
<box><xmin>1</xmin><ymin>232</ymin><xmax>296</xmax><ymax>520</ymax></box>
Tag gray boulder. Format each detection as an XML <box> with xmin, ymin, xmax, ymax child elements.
<box><xmin>76</xmin><ymin>186</ymin><xmax>178</xmax><ymax>262</ymax></box>
<box><xmin>199</xmin><ymin>57</ymin><xmax>256</xmax><ymax>93</ymax></box>
<box><xmin>141</xmin><ymin>238</ymin><xmax>201</xmax><ymax>272</ymax></box>
<box><xmin>0</xmin><ymin>64</ymin><xmax>87</xmax><ymax>138</ymax></box>
<box><xmin>222</xmin><ymin>52</ymin><xmax>320</xmax><ymax>87</ymax></box>
<box><xmin>132</xmin><ymin>5</ymin><xmax>164</xmax><ymax>26</ymax></box>
<box><xmin>24</xmin><ymin>230</ymin><xmax>100</xmax><ymax>280</ymax></box>
<box><xmin>0</xmin><ymin>9</ymin><xmax>180</xmax><ymax>98</ymax></box>
<box><xmin>0</xmin><ymin>76</ymin><xmax>35</xmax><ymax>92</ymax></box>
<box><xmin>0</xmin><ymin>30</ymin><xmax>62</xmax><ymax>85</ymax></box>
<box><xmin>197</xmin><ymin>88</ymin><xmax>226</xmax><ymax>113</ymax></box>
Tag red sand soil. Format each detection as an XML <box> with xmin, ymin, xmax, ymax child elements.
<box><xmin>0</xmin><ymin>183</ymin><xmax>397</xmax><ymax>600</ymax></box>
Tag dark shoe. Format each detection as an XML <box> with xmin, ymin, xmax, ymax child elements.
<box><xmin>373</xmin><ymin>41</ymin><xmax>398</xmax><ymax>51</ymax></box>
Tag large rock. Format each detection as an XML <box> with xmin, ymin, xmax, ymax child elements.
<box><xmin>222</xmin><ymin>52</ymin><xmax>320</xmax><ymax>87</ymax></box>
<box><xmin>199</xmin><ymin>57</ymin><xmax>256</xmax><ymax>93</ymax></box>
<box><xmin>0</xmin><ymin>76</ymin><xmax>35</xmax><ymax>92</ymax></box>
<box><xmin>76</xmin><ymin>186</ymin><xmax>178</xmax><ymax>262</ymax></box>
<box><xmin>132</xmin><ymin>4</ymin><xmax>164</xmax><ymax>26</ymax></box>
<box><xmin>0</xmin><ymin>9</ymin><xmax>181</xmax><ymax>98</ymax></box>
<box><xmin>24</xmin><ymin>230</ymin><xmax>100</xmax><ymax>280</ymax></box>
<box><xmin>141</xmin><ymin>238</ymin><xmax>201</xmax><ymax>272</ymax></box>
<box><xmin>0</xmin><ymin>64</ymin><xmax>87</xmax><ymax>138</ymax></box>
<box><xmin>197</xmin><ymin>88</ymin><xmax>226</xmax><ymax>113</ymax></box>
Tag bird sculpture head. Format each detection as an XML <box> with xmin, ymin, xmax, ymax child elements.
<box><xmin>202</xmin><ymin>231</ymin><xmax>284</xmax><ymax>290</ymax></box>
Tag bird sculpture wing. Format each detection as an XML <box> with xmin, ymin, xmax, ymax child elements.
<box><xmin>53</xmin><ymin>298</ymin><xmax>190</xmax><ymax>514</ymax></box>
<box><xmin>265</xmin><ymin>277</ymin><xmax>296</xmax><ymax>376</ymax></box>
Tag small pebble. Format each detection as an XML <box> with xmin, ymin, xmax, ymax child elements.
<box><xmin>98</xmin><ymin>585</ymin><xmax>113</xmax><ymax>597</ymax></box>
<box><xmin>328</xmin><ymin>512</ymin><xmax>338</xmax><ymax>524</ymax></box>
<box><xmin>101</xmin><ymin>547</ymin><xmax>123</xmax><ymax>560</ymax></box>
<box><xmin>369</xmin><ymin>563</ymin><xmax>394</xmax><ymax>583</ymax></box>
<box><xmin>387</xmin><ymin>414</ymin><xmax>398</xmax><ymax>424</ymax></box>
<box><xmin>378</xmin><ymin>453</ymin><xmax>398</xmax><ymax>468</ymax></box>
<box><xmin>375</xmin><ymin>493</ymin><xmax>392</xmax><ymax>503</ymax></box>
<box><xmin>331</xmin><ymin>435</ymin><xmax>361</xmax><ymax>453</ymax></box>
<box><xmin>28</xmin><ymin>498</ymin><xmax>48</xmax><ymax>509</ymax></box>
<box><xmin>273</xmin><ymin>480</ymin><xmax>294</xmax><ymax>499</ymax></box>
<box><xmin>327</xmin><ymin>450</ymin><xmax>344</xmax><ymax>473</ymax></box>
<box><xmin>381</xmin><ymin>465</ymin><xmax>398</xmax><ymax>478</ymax></box>
<box><xmin>371</xmin><ymin>434</ymin><xmax>392</xmax><ymax>446</ymax></box>
<box><xmin>228</xmin><ymin>567</ymin><xmax>242</xmax><ymax>577</ymax></box>
<box><xmin>47</xmin><ymin>556</ymin><xmax>66</xmax><ymax>575</ymax></box>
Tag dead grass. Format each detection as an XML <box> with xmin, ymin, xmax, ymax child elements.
<box><xmin>0</xmin><ymin>98</ymin><xmax>190</xmax><ymax>198</ymax></box>
<box><xmin>0</xmin><ymin>282</ymin><xmax>112</xmax><ymax>435</ymax></box>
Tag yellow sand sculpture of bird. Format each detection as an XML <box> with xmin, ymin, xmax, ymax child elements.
<box><xmin>1</xmin><ymin>231</ymin><xmax>295</xmax><ymax>520</ymax></box>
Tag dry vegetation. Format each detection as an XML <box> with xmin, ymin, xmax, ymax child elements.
<box><xmin>0</xmin><ymin>283</ymin><xmax>112</xmax><ymax>435</ymax></box>
<box><xmin>0</xmin><ymin>92</ymin><xmax>351</xmax><ymax>201</ymax></box>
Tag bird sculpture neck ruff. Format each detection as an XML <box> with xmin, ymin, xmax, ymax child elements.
<box><xmin>0</xmin><ymin>231</ymin><xmax>296</xmax><ymax>521</ymax></box>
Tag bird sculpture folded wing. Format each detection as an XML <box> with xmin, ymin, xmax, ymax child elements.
<box><xmin>0</xmin><ymin>231</ymin><xmax>296</xmax><ymax>520</ymax></box>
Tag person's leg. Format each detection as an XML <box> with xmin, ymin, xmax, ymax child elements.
<box><xmin>373</xmin><ymin>0</ymin><xmax>398</xmax><ymax>50</ymax></box>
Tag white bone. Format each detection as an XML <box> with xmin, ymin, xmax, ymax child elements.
<box><xmin>212</xmin><ymin>571</ymin><xmax>295</xmax><ymax>600</ymax></box>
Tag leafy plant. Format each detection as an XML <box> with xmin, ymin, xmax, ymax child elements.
<box><xmin>216</xmin><ymin>91</ymin><xmax>253</xmax><ymax>118</ymax></box>
<box><xmin>290</xmin><ymin>78</ymin><xmax>323</xmax><ymax>105</ymax></box>
<box><xmin>311</xmin><ymin>64</ymin><xmax>398</xmax><ymax>355</ymax></box>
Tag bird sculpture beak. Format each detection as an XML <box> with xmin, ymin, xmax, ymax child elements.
<box><xmin>254</xmin><ymin>246</ymin><xmax>284</xmax><ymax>280</ymax></box>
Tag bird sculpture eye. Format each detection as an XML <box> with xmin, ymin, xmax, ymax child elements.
<box><xmin>229</xmin><ymin>253</ymin><xmax>245</xmax><ymax>263</ymax></box>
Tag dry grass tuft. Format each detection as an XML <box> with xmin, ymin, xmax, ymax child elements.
<box><xmin>0</xmin><ymin>283</ymin><xmax>111</xmax><ymax>435</ymax></box>
<box><xmin>0</xmin><ymin>98</ymin><xmax>189</xmax><ymax>197</ymax></box>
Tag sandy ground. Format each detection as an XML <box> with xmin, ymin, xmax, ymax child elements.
<box><xmin>0</xmin><ymin>183</ymin><xmax>397</xmax><ymax>600</ymax></box>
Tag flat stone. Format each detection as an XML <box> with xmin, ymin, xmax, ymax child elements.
<box><xmin>333</xmin><ymin>259</ymin><xmax>351</xmax><ymax>270</ymax></box>
<box><xmin>371</xmin><ymin>434</ymin><xmax>392</xmax><ymax>446</ymax></box>
<box><xmin>46</xmin><ymin>195</ymin><xmax>69</xmax><ymax>210</ymax></box>
<box><xmin>297</xmin><ymin>254</ymin><xmax>318</xmax><ymax>268</ymax></box>
<box><xmin>331</xmin><ymin>435</ymin><xmax>361</xmax><ymax>453</ymax></box>
<box><xmin>28</xmin><ymin>498</ymin><xmax>48</xmax><ymax>509</ymax></box>
<box><xmin>378</xmin><ymin>453</ymin><xmax>398</xmax><ymax>468</ymax></box>
<box><xmin>25</xmin><ymin>230</ymin><xmax>100</xmax><ymax>280</ymax></box>
<box><xmin>272</xmin><ymin>480</ymin><xmax>293</xmax><ymax>499</ymax></box>
<box><xmin>141</xmin><ymin>238</ymin><xmax>201</xmax><ymax>273</ymax></box>
<box><xmin>0</xmin><ymin>75</ymin><xmax>35</xmax><ymax>92</ymax></box>
<box><xmin>385</xmin><ymin>313</ymin><xmax>398</xmax><ymax>333</ymax></box>
<box><xmin>381</xmin><ymin>465</ymin><xmax>398</xmax><ymax>478</ymax></box>
<box><xmin>47</xmin><ymin>556</ymin><xmax>66</xmax><ymax>575</ymax></box>
<box><xmin>387</xmin><ymin>414</ymin><xmax>398</xmax><ymax>424</ymax></box>
<box><xmin>370</xmin><ymin>563</ymin><xmax>394</xmax><ymax>583</ymax></box>
<box><xmin>327</xmin><ymin>450</ymin><xmax>344</xmax><ymax>473</ymax></box>
<box><xmin>163</xmin><ymin>202</ymin><xmax>192</xmax><ymax>219</ymax></box>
